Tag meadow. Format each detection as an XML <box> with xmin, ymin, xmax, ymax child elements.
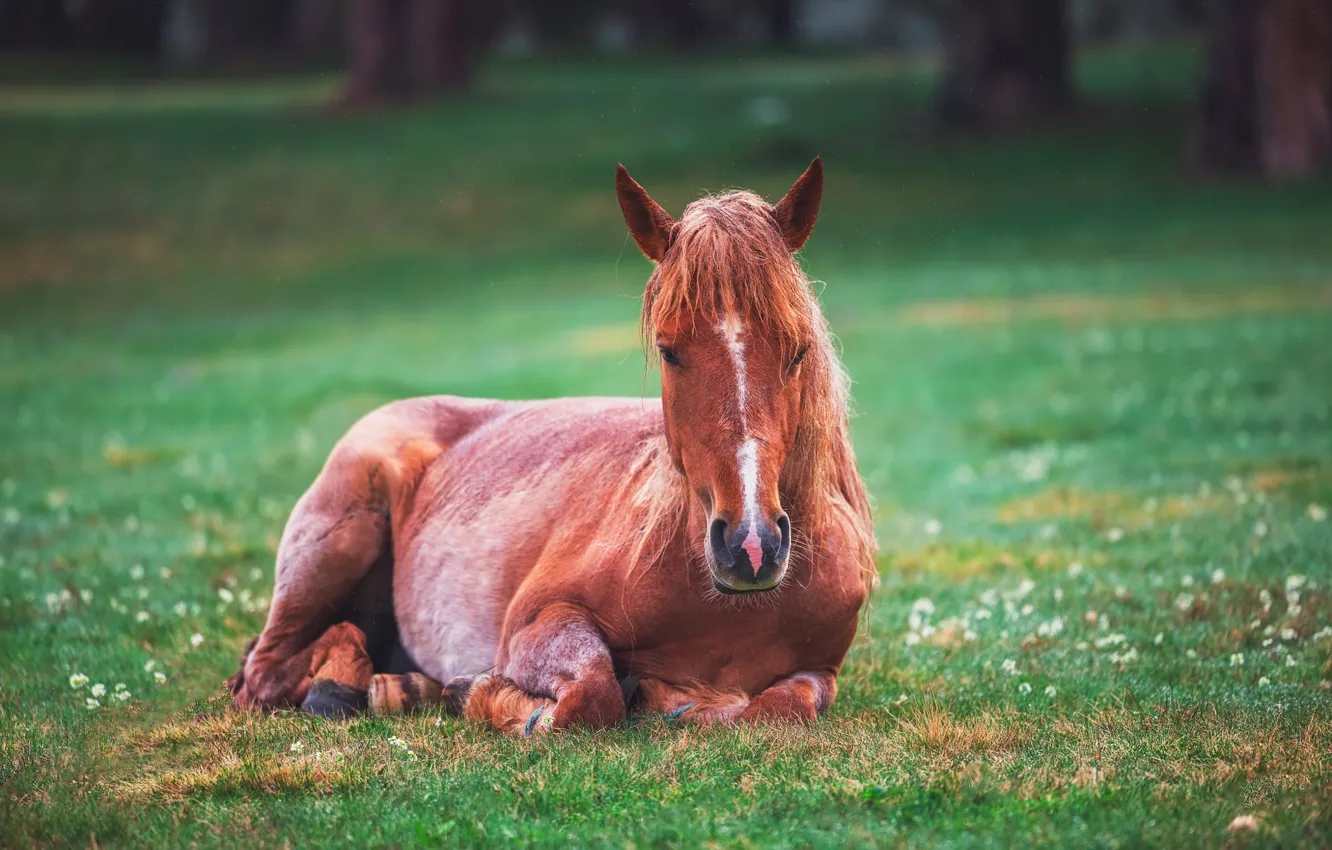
<box><xmin>1</xmin><ymin>42</ymin><xmax>1331</xmax><ymax>846</ymax></box>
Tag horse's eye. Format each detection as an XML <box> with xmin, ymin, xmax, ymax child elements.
<box><xmin>658</xmin><ymin>346</ymin><xmax>681</xmax><ymax>368</ymax></box>
<box><xmin>789</xmin><ymin>346</ymin><xmax>810</xmax><ymax>371</ymax></box>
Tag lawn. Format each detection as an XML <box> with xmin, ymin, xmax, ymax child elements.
<box><xmin>2</xmin><ymin>42</ymin><xmax>1331</xmax><ymax>847</ymax></box>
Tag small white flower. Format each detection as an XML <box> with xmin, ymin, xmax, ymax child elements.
<box><xmin>129</xmin><ymin>564</ymin><xmax>145</xmax><ymax>581</ymax></box>
<box><xmin>159</xmin><ymin>568</ymin><xmax>172</xmax><ymax>580</ymax></box>
<box><xmin>1312</xmin><ymin>626</ymin><xmax>1332</xmax><ymax>642</ymax></box>
<box><xmin>1153</xmin><ymin>632</ymin><xmax>1164</xmax><ymax>646</ymax></box>
<box><xmin>1253</xmin><ymin>521</ymin><xmax>1268</xmax><ymax>538</ymax></box>
<box><xmin>1230</xmin><ymin>653</ymin><xmax>1244</xmax><ymax>667</ymax></box>
<box><xmin>1105</xmin><ymin>527</ymin><xmax>1124</xmax><ymax>543</ymax></box>
<box><xmin>1280</xmin><ymin>628</ymin><xmax>1297</xmax><ymax>642</ymax></box>
<box><xmin>218</xmin><ymin>587</ymin><xmax>234</xmax><ymax>604</ymax></box>
<box><xmin>144</xmin><ymin>660</ymin><xmax>156</xmax><ymax>672</ymax></box>
<box><xmin>904</xmin><ymin>632</ymin><xmax>921</xmax><ymax>646</ymax></box>
<box><xmin>1285</xmin><ymin>655</ymin><xmax>1298</xmax><ymax>668</ymax></box>
<box><xmin>1001</xmin><ymin>658</ymin><xmax>1018</xmax><ymax>675</ymax></box>
<box><xmin>135</xmin><ymin>611</ymin><xmax>150</xmax><ymax>623</ymax></box>
<box><xmin>1175</xmin><ymin>593</ymin><xmax>1194</xmax><ymax>612</ymax></box>
<box><xmin>85</xmin><ymin>698</ymin><xmax>101</xmax><ymax>710</ymax></box>
<box><xmin>911</xmin><ymin>597</ymin><xmax>935</xmax><ymax>616</ymax></box>
<box><xmin>154</xmin><ymin>671</ymin><xmax>167</xmax><ymax>684</ymax></box>
<box><xmin>1228</xmin><ymin>815</ymin><xmax>1259</xmax><ymax>833</ymax></box>
<box><xmin>1044</xmin><ymin>685</ymin><xmax>1057</xmax><ymax>698</ymax></box>
<box><xmin>91</xmin><ymin>683</ymin><xmax>106</xmax><ymax>698</ymax></box>
<box><xmin>1181</xmin><ymin>575</ymin><xmax>1194</xmax><ymax>587</ymax></box>
<box><xmin>1259</xmin><ymin>589</ymin><xmax>1273</xmax><ymax>610</ymax></box>
<box><xmin>249</xmin><ymin>567</ymin><xmax>263</xmax><ymax>582</ymax></box>
<box><xmin>172</xmin><ymin>601</ymin><xmax>188</xmax><ymax>617</ymax></box>
<box><xmin>923</xmin><ymin>519</ymin><xmax>941</xmax><ymax>537</ymax></box>
<box><xmin>1257</xmin><ymin>676</ymin><xmax>1270</xmax><ymax>687</ymax></box>
<box><xmin>1018</xmin><ymin>682</ymin><xmax>1032</xmax><ymax>695</ymax></box>
<box><xmin>1067</xmin><ymin>562</ymin><xmax>1085</xmax><ymax>578</ymax></box>
<box><xmin>190</xmin><ymin>632</ymin><xmax>204</xmax><ymax>648</ymax></box>
<box><xmin>69</xmin><ymin>673</ymin><xmax>89</xmax><ymax>689</ymax></box>
<box><xmin>113</xmin><ymin>689</ymin><xmax>131</xmax><ymax>702</ymax></box>
<box><xmin>1186</xmin><ymin>648</ymin><xmax>1198</xmax><ymax>659</ymax></box>
<box><xmin>1309</xmin><ymin>504</ymin><xmax>1328</xmax><ymax>522</ymax></box>
<box><xmin>1211</xmin><ymin>569</ymin><xmax>1225</xmax><ymax>585</ymax></box>
<box><xmin>290</xmin><ymin>740</ymin><xmax>304</xmax><ymax>753</ymax></box>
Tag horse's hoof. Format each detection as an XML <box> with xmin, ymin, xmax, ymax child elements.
<box><xmin>369</xmin><ymin>672</ymin><xmax>445</xmax><ymax>716</ymax></box>
<box><xmin>301</xmin><ymin>678</ymin><xmax>368</xmax><ymax>719</ymax></box>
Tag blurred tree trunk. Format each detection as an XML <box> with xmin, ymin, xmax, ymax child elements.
<box><xmin>342</xmin><ymin>0</ymin><xmax>469</xmax><ymax>104</ymax></box>
<box><xmin>292</xmin><ymin>0</ymin><xmax>344</xmax><ymax>61</ymax></box>
<box><xmin>938</xmin><ymin>0</ymin><xmax>1072</xmax><ymax>129</ymax></box>
<box><xmin>767</xmin><ymin>0</ymin><xmax>795</xmax><ymax>46</ymax></box>
<box><xmin>1193</xmin><ymin>0</ymin><xmax>1332</xmax><ymax>178</ymax></box>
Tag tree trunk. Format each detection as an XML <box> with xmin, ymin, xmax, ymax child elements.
<box><xmin>938</xmin><ymin>0</ymin><xmax>1072</xmax><ymax>129</ymax></box>
<box><xmin>341</xmin><ymin>0</ymin><xmax>469</xmax><ymax>105</ymax></box>
<box><xmin>1193</xmin><ymin>0</ymin><xmax>1332</xmax><ymax>178</ymax></box>
<box><xmin>407</xmin><ymin>0</ymin><xmax>470</xmax><ymax>93</ymax></box>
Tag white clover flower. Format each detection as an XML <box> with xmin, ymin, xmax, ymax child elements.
<box><xmin>923</xmin><ymin>519</ymin><xmax>941</xmax><ymax>536</ymax></box>
<box><xmin>1067</xmin><ymin>562</ymin><xmax>1085</xmax><ymax>578</ymax></box>
<box><xmin>1109</xmin><ymin>647</ymin><xmax>1139</xmax><ymax>664</ymax></box>
<box><xmin>1230</xmin><ymin>653</ymin><xmax>1244</xmax><ymax>666</ymax></box>
<box><xmin>144</xmin><ymin>660</ymin><xmax>156</xmax><ymax>672</ymax></box>
<box><xmin>91</xmin><ymin>683</ymin><xmax>106</xmax><ymax>698</ymax></box>
<box><xmin>249</xmin><ymin>567</ymin><xmax>263</xmax><ymax>582</ymax></box>
<box><xmin>1253</xmin><ymin>521</ymin><xmax>1268</xmax><ymax>538</ymax></box>
<box><xmin>1309</xmin><ymin>504</ymin><xmax>1328</xmax><ymax>522</ymax></box>
<box><xmin>85</xmin><ymin>698</ymin><xmax>101</xmax><ymax>710</ymax></box>
<box><xmin>1018</xmin><ymin>682</ymin><xmax>1032</xmax><ymax>694</ymax></box>
<box><xmin>1280</xmin><ymin>628</ymin><xmax>1297</xmax><ymax>642</ymax></box>
<box><xmin>1036</xmin><ymin>616</ymin><xmax>1064</xmax><ymax>638</ymax></box>
<box><xmin>173</xmin><ymin>601</ymin><xmax>188</xmax><ymax>617</ymax></box>
<box><xmin>1259</xmin><ymin>589</ymin><xmax>1273</xmax><ymax>610</ymax></box>
<box><xmin>160</xmin><ymin>568</ymin><xmax>172</xmax><ymax>580</ymax></box>
<box><xmin>113</xmin><ymin>689</ymin><xmax>131</xmax><ymax>702</ymax></box>
<box><xmin>218</xmin><ymin>588</ymin><xmax>234</xmax><ymax>604</ymax></box>
<box><xmin>69</xmin><ymin>673</ymin><xmax>89</xmax><ymax>689</ymax></box>
<box><xmin>1211</xmin><ymin>569</ymin><xmax>1225</xmax><ymax>585</ymax></box>
<box><xmin>1312</xmin><ymin>627</ymin><xmax>1332</xmax><ymax>642</ymax></box>
<box><xmin>1285</xmin><ymin>655</ymin><xmax>1298</xmax><ymax>668</ymax></box>
<box><xmin>964</xmin><ymin>629</ymin><xmax>978</xmax><ymax>641</ymax></box>
<box><xmin>115</xmin><ymin>682</ymin><xmax>127</xmax><ymax>691</ymax></box>
<box><xmin>893</xmin><ymin>693</ymin><xmax>909</xmax><ymax>706</ymax></box>
<box><xmin>154</xmin><ymin>671</ymin><xmax>167</xmax><ymax>684</ymax></box>
<box><xmin>1053</xmin><ymin>587</ymin><xmax>1064</xmax><ymax>602</ymax></box>
<box><xmin>904</xmin><ymin>632</ymin><xmax>921</xmax><ymax>646</ymax></box>
<box><xmin>1257</xmin><ymin>676</ymin><xmax>1270</xmax><ymax>687</ymax></box>
<box><xmin>1105</xmin><ymin>527</ymin><xmax>1124</xmax><ymax>543</ymax></box>
<box><xmin>1044</xmin><ymin>685</ymin><xmax>1057</xmax><ymax>698</ymax></box>
<box><xmin>135</xmin><ymin>611</ymin><xmax>150</xmax><ymax>623</ymax></box>
<box><xmin>1181</xmin><ymin>575</ymin><xmax>1194</xmax><ymax>587</ymax></box>
<box><xmin>1153</xmin><ymin>632</ymin><xmax>1164</xmax><ymax>646</ymax></box>
<box><xmin>190</xmin><ymin>632</ymin><xmax>204</xmax><ymax>648</ymax></box>
<box><xmin>129</xmin><ymin>564</ymin><xmax>144</xmax><ymax>581</ymax></box>
<box><xmin>1175</xmin><ymin>593</ymin><xmax>1195</xmax><ymax>612</ymax></box>
<box><xmin>1001</xmin><ymin>658</ymin><xmax>1018</xmax><ymax>675</ymax></box>
<box><xmin>290</xmin><ymin>740</ymin><xmax>304</xmax><ymax>753</ymax></box>
<box><xmin>1094</xmin><ymin>633</ymin><xmax>1127</xmax><ymax>649</ymax></box>
<box><xmin>1186</xmin><ymin>648</ymin><xmax>1198</xmax><ymax>659</ymax></box>
<box><xmin>974</xmin><ymin>608</ymin><xmax>992</xmax><ymax>621</ymax></box>
<box><xmin>1285</xmin><ymin>575</ymin><xmax>1306</xmax><ymax>595</ymax></box>
<box><xmin>911</xmin><ymin>597</ymin><xmax>935</xmax><ymax>617</ymax></box>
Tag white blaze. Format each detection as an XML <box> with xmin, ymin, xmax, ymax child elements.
<box><xmin>719</xmin><ymin>316</ymin><xmax>763</xmax><ymax>551</ymax></box>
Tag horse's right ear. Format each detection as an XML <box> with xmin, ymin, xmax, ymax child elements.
<box><xmin>616</xmin><ymin>164</ymin><xmax>675</xmax><ymax>263</ymax></box>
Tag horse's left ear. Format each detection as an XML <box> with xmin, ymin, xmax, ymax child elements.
<box><xmin>772</xmin><ymin>156</ymin><xmax>823</xmax><ymax>252</ymax></box>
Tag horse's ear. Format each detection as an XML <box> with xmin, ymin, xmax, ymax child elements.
<box><xmin>616</xmin><ymin>164</ymin><xmax>675</xmax><ymax>263</ymax></box>
<box><xmin>772</xmin><ymin>156</ymin><xmax>823</xmax><ymax>252</ymax></box>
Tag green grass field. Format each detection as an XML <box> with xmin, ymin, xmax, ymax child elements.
<box><xmin>2</xmin><ymin>42</ymin><xmax>1331</xmax><ymax>846</ymax></box>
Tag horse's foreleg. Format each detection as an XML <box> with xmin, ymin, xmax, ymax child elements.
<box><xmin>634</xmin><ymin>678</ymin><xmax>751</xmax><ymax>725</ymax></box>
<box><xmin>466</xmin><ymin>603</ymin><xmax>623</xmax><ymax>735</ymax></box>
<box><xmin>737</xmin><ymin>670</ymin><xmax>837</xmax><ymax>724</ymax></box>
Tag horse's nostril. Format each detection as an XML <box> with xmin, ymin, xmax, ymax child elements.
<box><xmin>776</xmin><ymin>512</ymin><xmax>791</xmax><ymax>557</ymax></box>
<box><xmin>709</xmin><ymin>517</ymin><xmax>733</xmax><ymax>567</ymax></box>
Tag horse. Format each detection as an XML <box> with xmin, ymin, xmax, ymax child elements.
<box><xmin>227</xmin><ymin>158</ymin><xmax>877</xmax><ymax>733</ymax></box>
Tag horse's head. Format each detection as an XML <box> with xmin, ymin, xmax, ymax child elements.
<box><xmin>617</xmin><ymin>158</ymin><xmax>829</xmax><ymax>595</ymax></box>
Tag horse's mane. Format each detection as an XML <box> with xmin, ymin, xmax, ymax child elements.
<box><xmin>629</xmin><ymin>190</ymin><xmax>877</xmax><ymax>593</ymax></box>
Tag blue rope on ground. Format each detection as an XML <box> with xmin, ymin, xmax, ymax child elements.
<box><xmin>524</xmin><ymin>706</ymin><xmax>544</xmax><ymax>738</ymax></box>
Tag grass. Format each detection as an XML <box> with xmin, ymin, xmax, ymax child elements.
<box><xmin>2</xmin><ymin>41</ymin><xmax>1332</xmax><ymax>847</ymax></box>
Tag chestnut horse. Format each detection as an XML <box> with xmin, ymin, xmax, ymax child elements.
<box><xmin>228</xmin><ymin>158</ymin><xmax>876</xmax><ymax>733</ymax></box>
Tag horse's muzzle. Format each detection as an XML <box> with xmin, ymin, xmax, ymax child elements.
<box><xmin>707</xmin><ymin>513</ymin><xmax>790</xmax><ymax>593</ymax></box>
